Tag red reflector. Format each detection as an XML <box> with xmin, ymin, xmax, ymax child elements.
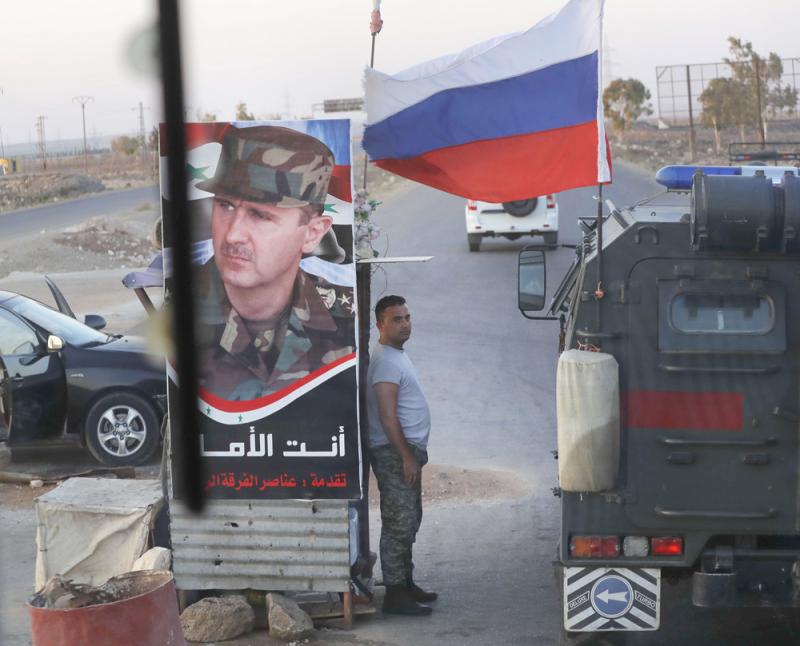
<box><xmin>546</xmin><ymin>194</ymin><xmax>556</xmax><ymax>209</ymax></box>
<box><xmin>467</xmin><ymin>200</ymin><xmax>477</xmax><ymax>211</ymax></box>
<box><xmin>651</xmin><ymin>537</ymin><xmax>683</xmax><ymax>556</ymax></box>
<box><xmin>570</xmin><ymin>535</ymin><xmax>620</xmax><ymax>558</ymax></box>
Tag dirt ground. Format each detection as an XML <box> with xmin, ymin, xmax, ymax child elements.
<box><xmin>611</xmin><ymin>119</ymin><xmax>800</xmax><ymax>171</ymax></box>
<box><xmin>0</xmin><ymin>201</ymin><xmax>160</xmax><ymax>280</ymax></box>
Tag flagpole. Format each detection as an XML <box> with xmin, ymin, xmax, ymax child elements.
<box><xmin>363</xmin><ymin>41</ymin><xmax>377</xmax><ymax>190</ymax></box>
<box><xmin>363</xmin><ymin>5</ymin><xmax>382</xmax><ymax>191</ymax></box>
<box><xmin>595</xmin><ymin>183</ymin><xmax>604</xmax><ymax>331</ymax></box>
<box><xmin>355</xmin><ymin>2</ymin><xmax>384</xmax><ymax>585</ymax></box>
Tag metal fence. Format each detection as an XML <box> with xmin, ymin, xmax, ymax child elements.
<box><xmin>656</xmin><ymin>58</ymin><xmax>800</xmax><ymax>127</ymax></box>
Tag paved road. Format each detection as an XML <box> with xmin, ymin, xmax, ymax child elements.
<box><xmin>0</xmin><ymin>186</ymin><xmax>158</xmax><ymax>240</ymax></box>
<box><xmin>2</xmin><ymin>165</ymin><xmax>799</xmax><ymax>645</ymax></box>
<box><xmin>350</xmin><ymin>161</ymin><xmax>800</xmax><ymax>645</ymax></box>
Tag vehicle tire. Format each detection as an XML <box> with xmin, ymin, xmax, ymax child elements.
<box><xmin>468</xmin><ymin>233</ymin><xmax>482</xmax><ymax>252</ymax></box>
<box><xmin>84</xmin><ymin>392</ymin><xmax>160</xmax><ymax>467</ymax></box>
<box><xmin>544</xmin><ymin>231</ymin><xmax>559</xmax><ymax>248</ymax></box>
<box><xmin>502</xmin><ymin>233</ymin><xmax>523</xmax><ymax>241</ymax></box>
<box><xmin>502</xmin><ymin>197</ymin><xmax>538</xmax><ymax>217</ymax></box>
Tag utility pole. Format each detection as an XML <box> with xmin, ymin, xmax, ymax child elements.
<box><xmin>73</xmin><ymin>96</ymin><xmax>93</xmax><ymax>173</ymax></box>
<box><xmin>35</xmin><ymin>116</ymin><xmax>47</xmax><ymax>170</ymax></box>
<box><xmin>133</xmin><ymin>101</ymin><xmax>150</xmax><ymax>168</ymax></box>
<box><xmin>685</xmin><ymin>65</ymin><xmax>696</xmax><ymax>162</ymax></box>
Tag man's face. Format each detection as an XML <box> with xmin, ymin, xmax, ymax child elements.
<box><xmin>378</xmin><ymin>304</ymin><xmax>412</xmax><ymax>348</ymax></box>
<box><xmin>211</xmin><ymin>194</ymin><xmax>331</xmax><ymax>291</ymax></box>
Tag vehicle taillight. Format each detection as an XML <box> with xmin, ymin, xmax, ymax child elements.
<box><xmin>570</xmin><ymin>535</ymin><xmax>620</xmax><ymax>558</ymax></box>
<box><xmin>651</xmin><ymin>537</ymin><xmax>683</xmax><ymax>556</ymax></box>
<box><xmin>546</xmin><ymin>194</ymin><xmax>556</xmax><ymax>209</ymax></box>
<box><xmin>467</xmin><ymin>200</ymin><xmax>478</xmax><ymax>211</ymax></box>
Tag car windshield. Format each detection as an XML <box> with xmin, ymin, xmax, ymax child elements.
<box><xmin>8</xmin><ymin>296</ymin><xmax>111</xmax><ymax>347</ymax></box>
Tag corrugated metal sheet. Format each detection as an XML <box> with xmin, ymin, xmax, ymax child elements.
<box><xmin>169</xmin><ymin>499</ymin><xmax>351</xmax><ymax>592</ymax></box>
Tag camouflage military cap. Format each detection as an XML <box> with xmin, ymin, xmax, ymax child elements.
<box><xmin>196</xmin><ymin>126</ymin><xmax>334</xmax><ymax>208</ymax></box>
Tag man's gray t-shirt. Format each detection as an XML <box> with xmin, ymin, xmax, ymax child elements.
<box><xmin>367</xmin><ymin>342</ymin><xmax>431</xmax><ymax>450</ymax></box>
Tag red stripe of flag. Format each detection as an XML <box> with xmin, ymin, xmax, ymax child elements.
<box><xmin>624</xmin><ymin>390</ymin><xmax>743</xmax><ymax>432</ymax></box>
<box><xmin>374</xmin><ymin>121</ymin><xmax>609</xmax><ymax>202</ymax></box>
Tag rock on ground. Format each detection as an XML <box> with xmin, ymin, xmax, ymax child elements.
<box><xmin>131</xmin><ymin>547</ymin><xmax>171</xmax><ymax>571</ymax></box>
<box><xmin>180</xmin><ymin>595</ymin><xmax>255</xmax><ymax>643</ymax></box>
<box><xmin>266</xmin><ymin>593</ymin><xmax>314</xmax><ymax>641</ymax></box>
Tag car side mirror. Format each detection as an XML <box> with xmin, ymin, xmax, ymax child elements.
<box><xmin>47</xmin><ymin>335</ymin><xmax>64</xmax><ymax>353</ymax></box>
<box><xmin>84</xmin><ymin>314</ymin><xmax>107</xmax><ymax>331</ymax></box>
<box><xmin>518</xmin><ymin>249</ymin><xmax>546</xmax><ymax>312</ymax></box>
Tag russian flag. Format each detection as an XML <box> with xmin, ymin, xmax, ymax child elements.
<box><xmin>362</xmin><ymin>0</ymin><xmax>611</xmax><ymax>201</ymax></box>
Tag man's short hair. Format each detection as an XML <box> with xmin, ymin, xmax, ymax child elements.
<box><xmin>298</xmin><ymin>203</ymin><xmax>325</xmax><ymax>225</ymax></box>
<box><xmin>375</xmin><ymin>295</ymin><xmax>406</xmax><ymax>323</ymax></box>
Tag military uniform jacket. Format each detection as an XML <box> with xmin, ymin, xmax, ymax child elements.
<box><xmin>195</xmin><ymin>262</ymin><xmax>356</xmax><ymax>401</ymax></box>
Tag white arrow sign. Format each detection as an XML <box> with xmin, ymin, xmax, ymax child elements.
<box><xmin>597</xmin><ymin>589</ymin><xmax>628</xmax><ymax>604</ymax></box>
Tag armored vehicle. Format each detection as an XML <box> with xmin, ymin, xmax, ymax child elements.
<box><xmin>519</xmin><ymin>165</ymin><xmax>800</xmax><ymax>637</ymax></box>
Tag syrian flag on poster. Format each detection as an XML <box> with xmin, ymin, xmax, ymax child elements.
<box><xmin>362</xmin><ymin>0</ymin><xmax>611</xmax><ymax>201</ymax></box>
<box><xmin>158</xmin><ymin>121</ymin><xmax>354</xmax><ymax>222</ymax></box>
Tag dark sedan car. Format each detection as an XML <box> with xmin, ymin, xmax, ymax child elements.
<box><xmin>0</xmin><ymin>290</ymin><xmax>166</xmax><ymax>466</ymax></box>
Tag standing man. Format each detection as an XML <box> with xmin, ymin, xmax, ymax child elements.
<box><xmin>193</xmin><ymin>125</ymin><xmax>355</xmax><ymax>401</ymax></box>
<box><xmin>367</xmin><ymin>295</ymin><xmax>437</xmax><ymax>616</ymax></box>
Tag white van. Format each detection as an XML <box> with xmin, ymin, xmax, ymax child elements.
<box><xmin>464</xmin><ymin>195</ymin><xmax>559</xmax><ymax>252</ymax></box>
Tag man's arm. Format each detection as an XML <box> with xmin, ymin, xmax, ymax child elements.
<box><xmin>374</xmin><ymin>381</ymin><xmax>420</xmax><ymax>486</ymax></box>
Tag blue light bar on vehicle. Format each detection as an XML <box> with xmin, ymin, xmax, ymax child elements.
<box><xmin>656</xmin><ymin>165</ymin><xmax>800</xmax><ymax>191</ymax></box>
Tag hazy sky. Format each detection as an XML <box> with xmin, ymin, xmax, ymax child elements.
<box><xmin>1</xmin><ymin>0</ymin><xmax>797</xmax><ymax>146</ymax></box>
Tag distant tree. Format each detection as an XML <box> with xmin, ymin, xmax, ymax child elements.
<box><xmin>724</xmin><ymin>37</ymin><xmax>798</xmax><ymax>139</ymax></box>
<box><xmin>111</xmin><ymin>135</ymin><xmax>141</xmax><ymax>156</ymax></box>
<box><xmin>699</xmin><ymin>78</ymin><xmax>744</xmax><ymax>154</ymax></box>
<box><xmin>235</xmin><ymin>102</ymin><xmax>255</xmax><ymax>121</ymax></box>
<box><xmin>196</xmin><ymin>110</ymin><xmax>218</xmax><ymax>122</ymax></box>
<box><xmin>603</xmin><ymin>78</ymin><xmax>653</xmax><ymax>137</ymax></box>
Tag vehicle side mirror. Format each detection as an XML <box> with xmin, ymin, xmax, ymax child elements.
<box><xmin>518</xmin><ymin>249</ymin><xmax>546</xmax><ymax>312</ymax></box>
<box><xmin>84</xmin><ymin>314</ymin><xmax>107</xmax><ymax>331</ymax></box>
<box><xmin>47</xmin><ymin>335</ymin><xmax>64</xmax><ymax>353</ymax></box>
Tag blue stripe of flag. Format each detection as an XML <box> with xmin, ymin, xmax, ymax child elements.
<box><xmin>364</xmin><ymin>51</ymin><xmax>598</xmax><ymax>161</ymax></box>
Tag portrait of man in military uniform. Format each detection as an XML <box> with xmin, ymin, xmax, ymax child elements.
<box><xmin>193</xmin><ymin>125</ymin><xmax>356</xmax><ymax>402</ymax></box>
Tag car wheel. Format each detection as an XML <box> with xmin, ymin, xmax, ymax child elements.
<box><xmin>502</xmin><ymin>197</ymin><xmax>538</xmax><ymax>217</ymax></box>
<box><xmin>544</xmin><ymin>231</ymin><xmax>559</xmax><ymax>248</ymax></box>
<box><xmin>468</xmin><ymin>233</ymin><xmax>482</xmax><ymax>252</ymax></box>
<box><xmin>84</xmin><ymin>392</ymin><xmax>160</xmax><ymax>466</ymax></box>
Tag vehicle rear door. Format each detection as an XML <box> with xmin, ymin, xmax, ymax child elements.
<box><xmin>622</xmin><ymin>257</ymin><xmax>798</xmax><ymax>533</ymax></box>
<box><xmin>0</xmin><ymin>308</ymin><xmax>67</xmax><ymax>443</ymax></box>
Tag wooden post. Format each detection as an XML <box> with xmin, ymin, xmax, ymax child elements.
<box><xmin>342</xmin><ymin>590</ymin><xmax>354</xmax><ymax>629</ymax></box>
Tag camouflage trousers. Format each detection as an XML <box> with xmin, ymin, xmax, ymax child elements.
<box><xmin>370</xmin><ymin>443</ymin><xmax>428</xmax><ymax>586</ymax></box>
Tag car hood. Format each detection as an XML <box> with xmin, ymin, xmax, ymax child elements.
<box><xmin>90</xmin><ymin>335</ymin><xmax>162</xmax><ymax>360</ymax></box>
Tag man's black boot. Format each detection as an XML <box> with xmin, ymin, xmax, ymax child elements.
<box><xmin>407</xmin><ymin>578</ymin><xmax>438</xmax><ymax>603</ymax></box>
<box><xmin>383</xmin><ymin>585</ymin><xmax>433</xmax><ymax>616</ymax></box>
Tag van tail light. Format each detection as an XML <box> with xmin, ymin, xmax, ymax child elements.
<box><xmin>546</xmin><ymin>194</ymin><xmax>556</xmax><ymax>209</ymax></box>
<box><xmin>651</xmin><ymin>537</ymin><xmax>683</xmax><ymax>556</ymax></box>
<box><xmin>467</xmin><ymin>200</ymin><xmax>478</xmax><ymax>211</ymax></box>
<box><xmin>570</xmin><ymin>535</ymin><xmax>620</xmax><ymax>558</ymax></box>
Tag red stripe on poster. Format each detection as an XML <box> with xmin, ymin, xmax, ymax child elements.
<box><xmin>200</xmin><ymin>352</ymin><xmax>357</xmax><ymax>413</ymax></box>
<box><xmin>624</xmin><ymin>390</ymin><xmax>743</xmax><ymax>431</ymax></box>
<box><xmin>328</xmin><ymin>165</ymin><xmax>352</xmax><ymax>203</ymax></box>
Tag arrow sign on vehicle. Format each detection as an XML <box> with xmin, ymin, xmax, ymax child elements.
<box><xmin>597</xmin><ymin>589</ymin><xmax>628</xmax><ymax>604</ymax></box>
